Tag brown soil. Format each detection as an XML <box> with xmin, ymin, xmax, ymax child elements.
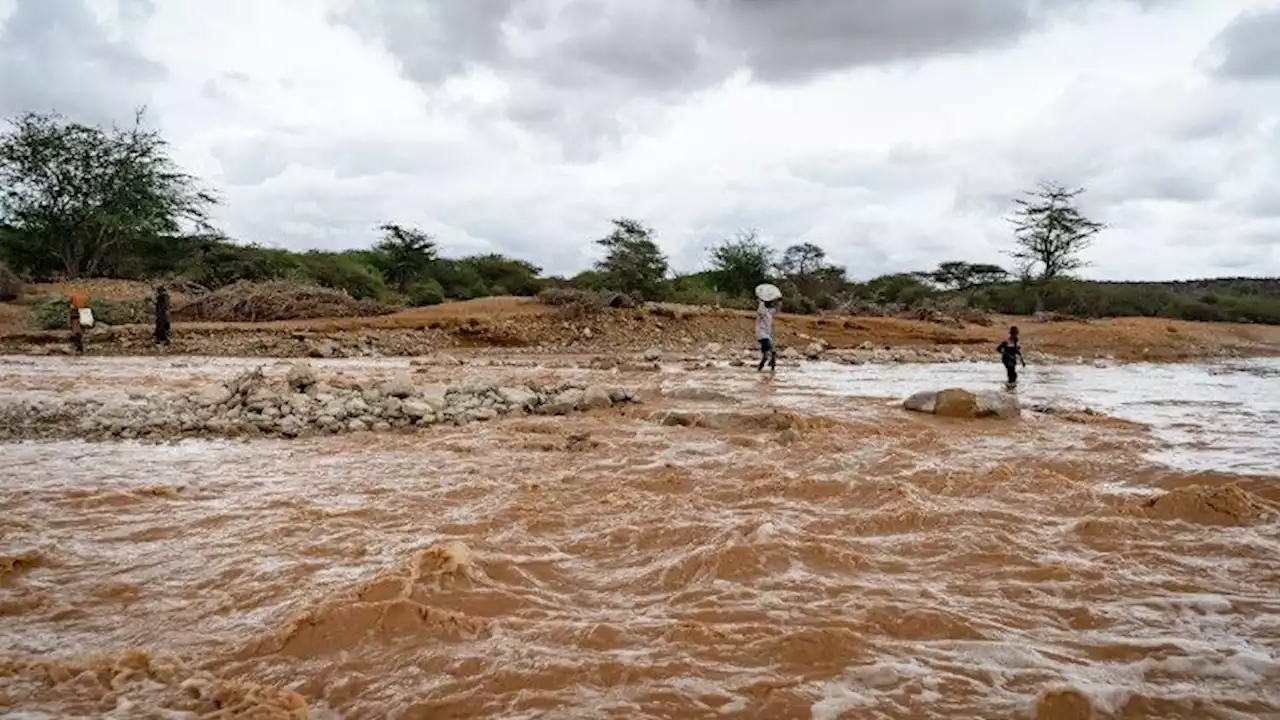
<box><xmin>3</xmin><ymin>289</ymin><xmax>1280</xmax><ymax>361</ymax></box>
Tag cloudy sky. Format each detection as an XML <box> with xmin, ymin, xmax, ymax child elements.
<box><xmin>0</xmin><ymin>0</ymin><xmax>1277</xmax><ymax>280</ymax></box>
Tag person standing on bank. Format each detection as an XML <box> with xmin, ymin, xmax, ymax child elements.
<box><xmin>154</xmin><ymin>284</ymin><xmax>172</xmax><ymax>345</ymax></box>
<box><xmin>68</xmin><ymin>292</ymin><xmax>88</xmax><ymax>355</ymax></box>
<box><xmin>755</xmin><ymin>297</ymin><xmax>778</xmax><ymax>373</ymax></box>
<box><xmin>997</xmin><ymin>325</ymin><xmax>1026</xmax><ymax>386</ymax></box>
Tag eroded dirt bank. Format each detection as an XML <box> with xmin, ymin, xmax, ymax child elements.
<box><xmin>3</xmin><ymin>296</ymin><xmax>1280</xmax><ymax>363</ymax></box>
<box><xmin>2</xmin><ymin>355</ymin><xmax>1278</xmax><ymax>718</ymax></box>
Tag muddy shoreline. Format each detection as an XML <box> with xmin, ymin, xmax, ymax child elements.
<box><xmin>0</xmin><ymin>323</ymin><xmax>1273</xmax><ymax>366</ymax></box>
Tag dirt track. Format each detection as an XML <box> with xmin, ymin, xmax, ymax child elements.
<box><xmin>4</xmin><ymin>291</ymin><xmax>1280</xmax><ymax>362</ymax></box>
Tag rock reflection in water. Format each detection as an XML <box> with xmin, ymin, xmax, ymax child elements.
<box><xmin>1</xmin><ymin>357</ymin><xmax>1278</xmax><ymax>719</ymax></box>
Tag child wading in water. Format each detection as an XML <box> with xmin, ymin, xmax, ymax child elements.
<box><xmin>756</xmin><ymin>298</ymin><xmax>778</xmax><ymax>373</ymax></box>
<box><xmin>997</xmin><ymin>326</ymin><xmax>1026</xmax><ymax>386</ymax></box>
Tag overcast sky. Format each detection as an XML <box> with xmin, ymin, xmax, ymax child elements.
<box><xmin>0</xmin><ymin>0</ymin><xmax>1277</xmax><ymax>280</ymax></box>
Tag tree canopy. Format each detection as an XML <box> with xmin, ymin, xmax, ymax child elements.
<box><xmin>706</xmin><ymin>229</ymin><xmax>774</xmax><ymax>298</ymax></box>
<box><xmin>594</xmin><ymin>218</ymin><xmax>669</xmax><ymax>301</ymax></box>
<box><xmin>0</xmin><ymin>109</ymin><xmax>215</xmax><ymax>279</ymax></box>
<box><xmin>1007</xmin><ymin>181</ymin><xmax>1105</xmax><ymax>281</ymax></box>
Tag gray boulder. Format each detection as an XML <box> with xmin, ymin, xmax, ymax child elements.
<box><xmin>902</xmin><ymin>388</ymin><xmax>1020</xmax><ymax>419</ymax></box>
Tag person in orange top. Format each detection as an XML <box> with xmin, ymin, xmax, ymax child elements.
<box><xmin>68</xmin><ymin>293</ymin><xmax>87</xmax><ymax>354</ymax></box>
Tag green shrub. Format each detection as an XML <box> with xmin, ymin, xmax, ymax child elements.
<box><xmin>407</xmin><ymin>279</ymin><xmax>446</xmax><ymax>307</ymax></box>
<box><xmin>179</xmin><ymin>242</ymin><xmax>303</xmax><ymax>289</ymax></box>
<box><xmin>27</xmin><ymin>296</ymin><xmax>151</xmax><ymax>330</ymax></box>
<box><xmin>28</xmin><ymin>296</ymin><xmax>68</xmax><ymax>330</ymax></box>
<box><xmin>296</xmin><ymin>252</ymin><xmax>389</xmax><ymax>301</ymax></box>
<box><xmin>431</xmin><ymin>259</ymin><xmax>491</xmax><ymax>300</ymax></box>
<box><xmin>792</xmin><ymin>295</ymin><xmax>819</xmax><ymax>315</ymax></box>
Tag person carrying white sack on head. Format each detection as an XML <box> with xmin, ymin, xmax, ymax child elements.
<box><xmin>755</xmin><ymin>283</ymin><xmax>781</xmax><ymax>373</ymax></box>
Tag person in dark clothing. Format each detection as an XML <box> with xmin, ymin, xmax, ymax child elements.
<box><xmin>997</xmin><ymin>325</ymin><xmax>1026</xmax><ymax>386</ymax></box>
<box><xmin>154</xmin><ymin>284</ymin><xmax>171</xmax><ymax>345</ymax></box>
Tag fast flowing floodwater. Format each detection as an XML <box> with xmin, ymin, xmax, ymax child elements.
<box><xmin>675</xmin><ymin>357</ymin><xmax>1280</xmax><ymax>476</ymax></box>
<box><xmin>1</xmin><ymin>355</ymin><xmax>1278</xmax><ymax>719</ymax></box>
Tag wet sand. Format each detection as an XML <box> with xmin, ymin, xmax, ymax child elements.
<box><xmin>2</xmin><ymin>356</ymin><xmax>1278</xmax><ymax>718</ymax></box>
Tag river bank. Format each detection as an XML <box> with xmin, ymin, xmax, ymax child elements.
<box><xmin>3</xmin><ymin>296</ymin><xmax>1279</xmax><ymax>363</ymax></box>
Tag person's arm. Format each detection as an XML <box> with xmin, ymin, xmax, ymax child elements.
<box><xmin>1019</xmin><ymin>346</ymin><xmax>1027</xmax><ymax>367</ymax></box>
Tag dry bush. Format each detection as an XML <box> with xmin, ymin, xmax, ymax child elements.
<box><xmin>537</xmin><ymin>287</ymin><xmax>618</xmax><ymax>321</ymax></box>
<box><xmin>172</xmin><ymin>281</ymin><xmax>399</xmax><ymax>322</ymax></box>
<box><xmin>0</xmin><ymin>261</ymin><xmax>23</xmax><ymax>302</ymax></box>
<box><xmin>537</xmin><ymin>288</ymin><xmax>598</xmax><ymax>307</ymax></box>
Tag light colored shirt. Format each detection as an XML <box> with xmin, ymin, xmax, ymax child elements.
<box><xmin>755</xmin><ymin>303</ymin><xmax>775</xmax><ymax>341</ymax></box>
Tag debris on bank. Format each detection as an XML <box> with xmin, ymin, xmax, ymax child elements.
<box><xmin>0</xmin><ymin>362</ymin><xmax>637</xmax><ymax>442</ymax></box>
<box><xmin>172</xmin><ymin>281</ymin><xmax>398</xmax><ymax>322</ymax></box>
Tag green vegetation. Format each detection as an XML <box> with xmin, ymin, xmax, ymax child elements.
<box><xmin>1</xmin><ymin>109</ymin><xmax>1277</xmax><ymax>325</ymax></box>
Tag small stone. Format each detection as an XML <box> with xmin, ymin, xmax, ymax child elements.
<box><xmin>402</xmin><ymin>399</ymin><xmax>431</xmax><ymax>419</ymax></box>
<box><xmin>195</xmin><ymin>385</ymin><xmax>232</xmax><ymax>408</ymax></box>
<box><xmin>287</xmin><ymin>362</ymin><xmax>317</xmax><ymax>391</ymax></box>
<box><xmin>381</xmin><ymin>397</ymin><xmax>404</xmax><ymax>417</ymax></box>
<box><xmin>542</xmin><ymin>389</ymin><xmax>584</xmax><ymax>415</ymax></box>
<box><xmin>642</xmin><ymin>346</ymin><xmax>662</xmax><ymax>362</ymax></box>
<box><xmin>379</xmin><ymin>373</ymin><xmax>415</xmax><ymax>399</ymax></box>
<box><xmin>581</xmin><ymin>386</ymin><xmax>613</xmax><ymax>410</ymax></box>
<box><xmin>498</xmin><ymin>386</ymin><xmax>538</xmax><ymax>409</ymax></box>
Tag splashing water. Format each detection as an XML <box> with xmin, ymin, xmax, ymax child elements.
<box><xmin>1</xmin><ymin>355</ymin><xmax>1277</xmax><ymax>718</ymax></box>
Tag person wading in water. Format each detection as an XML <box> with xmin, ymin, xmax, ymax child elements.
<box><xmin>756</xmin><ymin>297</ymin><xmax>778</xmax><ymax>373</ymax></box>
<box><xmin>154</xmin><ymin>284</ymin><xmax>172</xmax><ymax>345</ymax></box>
<box><xmin>68</xmin><ymin>293</ymin><xmax>88</xmax><ymax>355</ymax></box>
<box><xmin>997</xmin><ymin>325</ymin><xmax>1026</xmax><ymax>387</ymax></box>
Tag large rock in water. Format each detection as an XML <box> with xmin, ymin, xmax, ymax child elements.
<box><xmin>902</xmin><ymin>388</ymin><xmax>1020</xmax><ymax>419</ymax></box>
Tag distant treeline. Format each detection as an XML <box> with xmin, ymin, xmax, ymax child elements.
<box><xmin>4</xmin><ymin>224</ymin><xmax>1277</xmax><ymax>325</ymax></box>
<box><xmin>0</xmin><ymin>109</ymin><xmax>1277</xmax><ymax>325</ymax></box>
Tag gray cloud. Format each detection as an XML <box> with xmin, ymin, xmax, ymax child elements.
<box><xmin>1206</xmin><ymin>6</ymin><xmax>1280</xmax><ymax>79</ymax></box>
<box><xmin>335</xmin><ymin>0</ymin><xmax>1167</xmax><ymax>154</ymax></box>
<box><xmin>0</xmin><ymin>0</ymin><xmax>165</xmax><ymax>123</ymax></box>
<box><xmin>4</xmin><ymin>0</ymin><xmax>1278</xmax><ymax>282</ymax></box>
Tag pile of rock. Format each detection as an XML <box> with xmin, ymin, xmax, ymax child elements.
<box><xmin>0</xmin><ymin>362</ymin><xmax>637</xmax><ymax>442</ymax></box>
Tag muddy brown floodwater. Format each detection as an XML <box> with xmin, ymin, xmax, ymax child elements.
<box><xmin>1</xmin><ymin>355</ymin><xmax>1278</xmax><ymax>719</ymax></box>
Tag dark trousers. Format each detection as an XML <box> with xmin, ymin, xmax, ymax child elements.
<box><xmin>758</xmin><ymin>338</ymin><xmax>776</xmax><ymax>371</ymax></box>
<box><xmin>155</xmin><ymin>319</ymin><xmax>171</xmax><ymax>344</ymax></box>
<box><xmin>69</xmin><ymin>311</ymin><xmax>84</xmax><ymax>354</ymax></box>
<box><xmin>1003</xmin><ymin>357</ymin><xmax>1018</xmax><ymax>384</ymax></box>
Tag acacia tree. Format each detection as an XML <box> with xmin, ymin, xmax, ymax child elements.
<box><xmin>1007</xmin><ymin>182</ymin><xmax>1105</xmax><ymax>281</ymax></box>
<box><xmin>594</xmin><ymin>218</ymin><xmax>668</xmax><ymax>300</ymax></box>
<box><xmin>706</xmin><ymin>228</ymin><xmax>774</xmax><ymax>298</ymax></box>
<box><xmin>0</xmin><ymin>108</ymin><xmax>215</xmax><ymax>279</ymax></box>
<box><xmin>927</xmin><ymin>261</ymin><xmax>1009</xmax><ymax>291</ymax></box>
<box><xmin>372</xmin><ymin>223</ymin><xmax>438</xmax><ymax>292</ymax></box>
<box><xmin>777</xmin><ymin>242</ymin><xmax>847</xmax><ymax>308</ymax></box>
<box><xmin>777</xmin><ymin>242</ymin><xmax>827</xmax><ymax>278</ymax></box>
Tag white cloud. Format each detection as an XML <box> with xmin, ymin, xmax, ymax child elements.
<box><xmin>1</xmin><ymin>0</ymin><xmax>1277</xmax><ymax>280</ymax></box>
